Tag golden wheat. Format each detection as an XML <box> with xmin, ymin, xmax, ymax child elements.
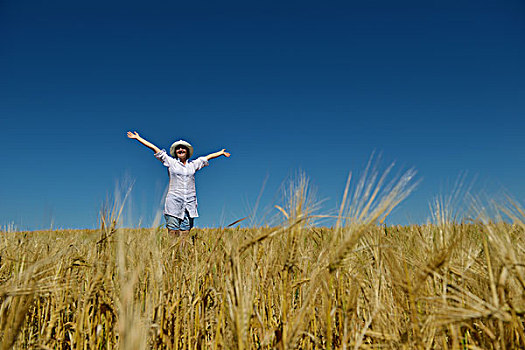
<box><xmin>1</xmin><ymin>171</ymin><xmax>524</xmax><ymax>349</ymax></box>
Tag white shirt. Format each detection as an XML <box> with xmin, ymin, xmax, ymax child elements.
<box><xmin>154</xmin><ymin>149</ymin><xmax>209</xmax><ymax>219</ymax></box>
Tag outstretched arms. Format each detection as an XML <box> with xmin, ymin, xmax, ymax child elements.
<box><xmin>205</xmin><ymin>149</ymin><xmax>231</xmax><ymax>161</ymax></box>
<box><xmin>127</xmin><ymin>131</ymin><xmax>161</xmax><ymax>154</ymax></box>
<box><xmin>127</xmin><ymin>131</ymin><xmax>230</xmax><ymax>161</ymax></box>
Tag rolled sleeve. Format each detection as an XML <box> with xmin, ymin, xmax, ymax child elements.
<box><xmin>193</xmin><ymin>156</ymin><xmax>209</xmax><ymax>171</ymax></box>
<box><xmin>154</xmin><ymin>149</ymin><xmax>172</xmax><ymax>167</ymax></box>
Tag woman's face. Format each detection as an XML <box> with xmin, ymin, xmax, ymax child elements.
<box><xmin>175</xmin><ymin>146</ymin><xmax>188</xmax><ymax>160</ymax></box>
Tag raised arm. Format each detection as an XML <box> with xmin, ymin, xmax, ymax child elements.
<box><xmin>205</xmin><ymin>149</ymin><xmax>231</xmax><ymax>161</ymax></box>
<box><xmin>127</xmin><ymin>131</ymin><xmax>161</xmax><ymax>154</ymax></box>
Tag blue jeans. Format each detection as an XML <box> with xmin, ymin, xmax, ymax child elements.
<box><xmin>164</xmin><ymin>210</ymin><xmax>194</xmax><ymax>231</ymax></box>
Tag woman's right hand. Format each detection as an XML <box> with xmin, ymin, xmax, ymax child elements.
<box><xmin>127</xmin><ymin>131</ymin><xmax>161</xmax><ymax>153</ymax></box>
<box><xmin>127</xmin><ymin>131</ymin><xmax>140</xmax><ymax>139</ymax></box>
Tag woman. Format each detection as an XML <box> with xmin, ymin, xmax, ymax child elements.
<box><xmin>127</xmin><ymin>131</ymin><xmax>230</xmax><ymax>237</ymax></box>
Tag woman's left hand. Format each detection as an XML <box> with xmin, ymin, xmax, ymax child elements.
<box><xmin>221</xmin><ymin>149</ymin><xmax>231</xmax><ymax>157</ymax></box>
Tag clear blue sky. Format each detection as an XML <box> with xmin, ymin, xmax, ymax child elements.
<box><xmin>1</xmin><ymin>0</ymin><xmax>524</xmax><ymax>230</ymax></box>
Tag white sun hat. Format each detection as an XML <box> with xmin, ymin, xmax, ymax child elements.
<box><xmin>170</xmin><ymin>140</ymin><xmax>194</xmax><ymax>158</ymax></box>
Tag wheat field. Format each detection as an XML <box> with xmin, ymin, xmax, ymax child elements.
<box><xmin>1</xmin><ymin>172</ymin><xmax>524</xmax><ymax>349</ymax></box>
